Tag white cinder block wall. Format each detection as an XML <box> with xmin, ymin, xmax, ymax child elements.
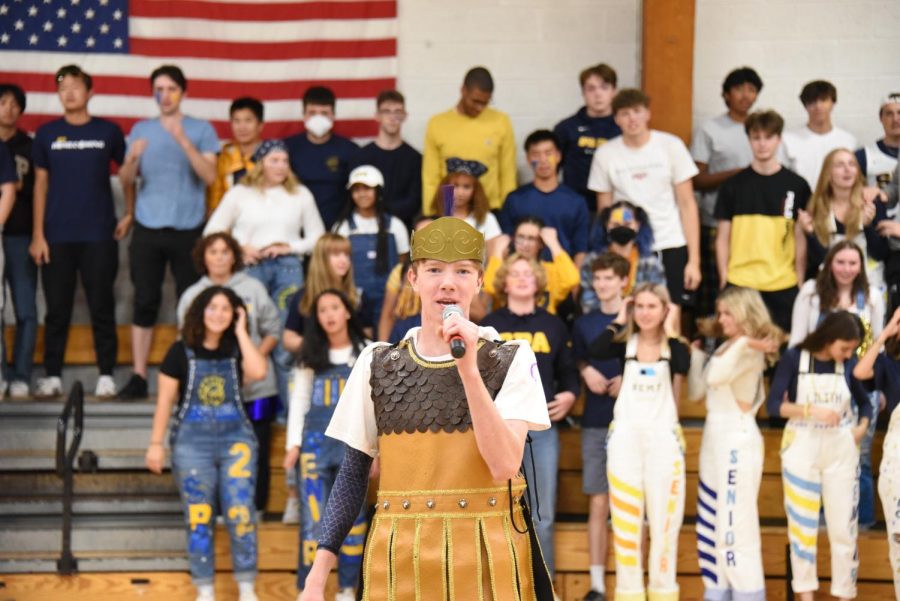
<box><xmin>693</xmin><ymin>0</ymin><xmax>900</xmax><ymax>146</ymax></box>
<box><xmin>395</xmin><ymin>0</ymin><xmax>642</xmax><ymax>179</ymax></box>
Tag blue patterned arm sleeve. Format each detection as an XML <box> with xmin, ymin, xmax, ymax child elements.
<box><xmin>317</xmin><ymin>446</ymin><xmax>373</xmax><ymax>555</ymax></box>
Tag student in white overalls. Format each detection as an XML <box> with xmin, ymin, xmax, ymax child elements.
<box><xmin>587</xmin><ymin>282</ymin><xmax>689</xmax><ymax>601</ymax></box>
<box><xmin>853</xmin><ymin>307</ymin><xmax>900</xmax><ymax>599</ymax></box>
<box><xmin>768</xmin><ymin>311</ymin><xmax>873</xmax><ymax>601</ymax></box>
<box><xmin>688</xmin><ymin>287</ymin><xmax>783</xmax><ymax>601</ymax></box>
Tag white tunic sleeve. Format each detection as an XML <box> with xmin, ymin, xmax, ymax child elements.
<box><xmin>492</xmin><ymin>340</ymin><xmax>552</xmax><ymax>430</ymax></box>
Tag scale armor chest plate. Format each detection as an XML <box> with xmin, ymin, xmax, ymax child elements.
<box><xmin>370</xmin><ymin>339</ymin><xmax>518</xmax><ymax>435</ymax></box>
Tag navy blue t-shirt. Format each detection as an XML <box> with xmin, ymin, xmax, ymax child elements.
<box><xmin>859</xmin><ymin>353</ymin><xmax>900</xmax><ymax>416</ymax></box>
<box><xmin>0</xmin><ymin>141</ymin><xmax>15</xmax><ymax>186</ymax></box>
<box><xmin>572</xmin><ymin>310</ymin><xmax>621</xmax><ymax>428</ymax></box>
<box><xmin>766</xmin><ymin>347</ymin><xmax>873</xmax><ymax>421</ymax></box>
<box><xmin>284</xmin><ymin>133</ymin><xmax>359</xmax><ymax>230</ymax></box>
<box><xmin>4</xmin><ymin>130</ymin><xmax>35</xmax><ymax>236</ymax></box>
<box><xmin>480</xmin><ymin>306</ymin><xmax>580</xmax><ymax>404</ymax></box>
<box><xmin>32</xmin><ymin>117</ymin><xmax>125</xmax><ymax>244</ymax></box>
<box><xmin>553</xmin><ymin>108</ymin><xmax>621</xmax><ymax>211</ymax></box>
<box><xmin>499</xmin><ymin>182</ymin><xmax>590</xmax><ymax>256</ymax></box>
<box><xmin>353</xmin><ymin>141</ymin><xmax>422</xmax><ymax>229</ymax></box>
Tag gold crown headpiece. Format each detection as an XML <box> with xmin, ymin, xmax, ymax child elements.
<box><xmin>410</xmin><ymin>217</ymin><xmax>484</xmax><ymax>263</ymax></box>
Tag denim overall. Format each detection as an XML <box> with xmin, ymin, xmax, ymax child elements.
<box><xmin>296</xmin><ymin>361</ymin><xmax>368</xmax><ymax>590</ymax></box>
<box><xmin>170</xmin><ymin>348</ymin><xmax>259</xmax><ymax>586</ymax></box>
<box><xmin>348</xmin><ymin>213</ymin><xmax>398</xmax><ymax>327</ymax></box>
<box><xmin>246</xmin><ymin>253</ymin><xmax>303</xmax><ymax>419</ymax></box>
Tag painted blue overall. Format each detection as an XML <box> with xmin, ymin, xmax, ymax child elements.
<box><xmin>296</xmin><ymin>362</ymin><xmax>368</xmax><ymax>590</ymax></box>
<box><xmin>170</xmin><ymin>348</ymin><xmax>259</xmax><ymax>586</ymax></box>
<box><xmin>347</xmin><ymin>213</ymin><xmax>398</xmax><ymax>328</ymax></box>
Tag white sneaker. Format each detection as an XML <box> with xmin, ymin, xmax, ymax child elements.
<box><xmin>95</xmin><ymin>375</ymin><xmax>117</xmax><ymax>398</ymax></box>
<box><xmin>195</xmin><ymin>590</ymin><xmax>215</xmax><ymax>601</ymax></box>
<box><xmin>8</xmin><ymin>380</ymin><xmax>30</xmax><ymax>398</ymax></box>
<box><xmin>34</xmin><ymin>376</ymin><xmax>62</xmax><ymax>398</ymax></box>
<box><xmin>238</xmin><ymin>591</ymin><xmax>258</xmax><ymax>601</ymax></box>
<box><xmin>282</xmin><ymin>496</ymin><xmax>300</xmax><ymax>524</ymax></box>
<box><xmin>336</xmin><ymin>587</ymin><xmax>355</xmax><ymax>601</ymax></box>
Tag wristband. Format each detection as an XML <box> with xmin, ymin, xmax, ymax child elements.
<box><xmin>802</xmin><ymin>404</ymin><xmax>810</xmax><ymax>419</ymax></box>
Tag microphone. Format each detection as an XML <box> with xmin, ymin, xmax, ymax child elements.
<box><xmin>441</xmin><ymin>304</ymin><xmax>467</xmax><ymax>358</ymax></box>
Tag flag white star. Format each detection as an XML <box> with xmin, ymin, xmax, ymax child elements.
<box><xmin>112</xmin><ymin>9</ymin><xmax>121</xmax><ymax>20</ymax></box>
<box><xmin>14</xmin><ymin>19</ymin><xmax>23</xmax><ymax>30</ymax></box>
<box><xmin>113</xmin><ymin>37</ymin><xmax>122</xmax><ymax>48</ymax></box>
<box><xmin>71</xmin><ymin>21</ymin><xmax>81</xmax><ymax>33</ymax></box>
<box><xmin>56</xmin><ymin>7</ymin><xmax>65</xmax><ymax>18</ymax></box>
<box><xmin>85</xmin><ymin>36</ymin><xmax>95</xmax><ymax>47</ymax></box>
<box><xmin>43</xmin><ymin>0</ymin><xmax>50</xmax><ymax>3</ymax></box>
<box><xmin>28</xmin><ymin>33</ymin><xmax>38</xmax><ymax>44</ymax></box>
<box><xmin>43</xmin><ymin>20</ymin><xmax>52</xmax><ymax>31</ymax></box>
<box><xmin>27</xmin><ymin>4</ymin><xmax>36</xmax><ymax>16</ymax></box>
<box><xmin>0</xmin><ymin>33</ymin><xmax>9</xmax><ymax>44</ymax></box>
<box><xmin>84</xmin><ymin>8</ymin><xmax>94</xmax><ymax>19</ymax></box>
<box><xmin>57</xmin><ymin>35</ymin><xmax>67</xmax><ymax>47</ymax></box>
<box><xmin>71</xmin><ymin>0</ymin><xmax>79</xmax><ymax>5</ymax></box>
<box><xmin>99</xmin><ymin>0</ymin><xmax>107</xmax><ymax>5</ymax></box>
<box><xmin>0</xmin><ymin>5</ymin><xmax>8</xmax><ymax>15</ymax></box>
<box><xmin>99</xmin><ymin>23</ymin><xmax>109</xmax><ymax>34</ymax></box>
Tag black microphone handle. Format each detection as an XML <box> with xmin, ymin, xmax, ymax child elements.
<box><xmin>450</xmin><ymin>337</ymin><xmax>466</xmax><ymax>358</ymax></box>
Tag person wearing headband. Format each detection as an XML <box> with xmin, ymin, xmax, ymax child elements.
<box><xmin>205</xmin><ymin>138</ymin><xmax>325</xmax><ymax>413</ymax></box>
<box><xmin>299</xmin><ymin>217</ymin><xmax>554</xmax><ymax>601</ymax></box>
<box><xmin>580</xmin><ymin>201</ymin><xmax>667</xmax><ymax>313</ymax></box>
<box><xmin>429</xmin><ymin>157</ymin><xmax>502</xmax><ymax>246</ymax></box>
<box><xmin>854</xmin><ymin>93</ymin><xmax>900</xmax><ymax>192</ymax></box>
<box><xmin>117</xmin><ymin>64</ymin><xmax>220</xmax><ymax>400</ymax></box>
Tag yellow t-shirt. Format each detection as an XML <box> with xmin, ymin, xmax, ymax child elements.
<box><xmin>421</xmin><ymin>107</ymin><xmax>517</xmax><ymax>211</ymax></box>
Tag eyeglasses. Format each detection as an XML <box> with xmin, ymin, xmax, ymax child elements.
<box><xmin>378</xmin><ymin>109</ymin><xmax>407</xmax><ymax>118</ymax></box>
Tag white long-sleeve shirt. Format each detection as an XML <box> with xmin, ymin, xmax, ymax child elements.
<box><xmin>204</xmin><ymin>183</ymin><xmax>325</xmax><ymax>256</ymax></box>
<box><xmin>789</xmin><ymin>279</ymin><xmax>884</xmax><ymax>347</ymax></box>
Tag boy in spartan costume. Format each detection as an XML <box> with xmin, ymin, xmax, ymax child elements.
<box><xmin>299</xmin><ymin>217</ymin><xmax>554</xmax><ymax>601</ymax></box>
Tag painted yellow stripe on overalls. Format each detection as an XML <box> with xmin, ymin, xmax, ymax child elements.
<box><xmin>785</xmin><ymin>484</ymin><xmax>820</xmax><ymax>513</ymax></box>
<box><xmin>609</xmin><ymin>473</ymin><xmax>643</xmax><ymax>500</ymax></box>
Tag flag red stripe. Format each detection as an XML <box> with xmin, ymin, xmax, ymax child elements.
<box><xmin>17</xmin><ymin>114</ymin><xmax>378</xmax><ymax>139</ymax></box>
<box><xmin>130</xmin><ymin>0</ymin><xmax>397</xmax><ymax>21</ymax></box>
<box><xmin>0</xmin><ymin>72</ymin><xmax>395</xmax><ymax>101</ymax></box>
<box><xmin>128</xmin><ymin>37</ymin><xmax>396</xmax><ymax>60</ymax></box>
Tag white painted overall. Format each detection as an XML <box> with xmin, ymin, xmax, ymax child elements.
<box><xmin>607</xmin><ymin>335</ymin><xmax>685</xmax><ymax>601</ymax></box>
<box><xmin>695</xmin><ymin>337</ymin><xmax>766</xmax><ymax>601</ymax></box>
<box><xmin>878</xmin><ymin>402</ymin><xmax>900</xmax><ymax>598</ymax></box>
<box><xmin>780</xmin><ymin>350</ymin><xmax>860</xmax><ymax>598</ymax></box>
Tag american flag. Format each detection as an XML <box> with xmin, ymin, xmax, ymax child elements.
<box><xmin>0</xmin><ymin>0</ymin><xmax>397</xmax><ymax>140</ymax></box>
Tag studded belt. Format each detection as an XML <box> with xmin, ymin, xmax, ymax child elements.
<box><xmin>374</xmin><ymin>484</ymin><xmax>526</xmax><ymax>517</ymax></box>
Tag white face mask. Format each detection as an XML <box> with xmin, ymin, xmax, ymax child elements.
<box><xmin>305</xmin><ymin>114</ymin><xmax>333</xmax><ymax>138</ymax></box>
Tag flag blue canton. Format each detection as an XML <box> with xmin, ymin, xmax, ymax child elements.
<box><xmin>1</xmin><ymin>0</ymin><xmax>129</xmax><ymax>53</ymax></box>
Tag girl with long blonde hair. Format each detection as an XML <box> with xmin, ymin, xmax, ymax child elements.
<box><xmin>587</xmin><ymin>282</ymin><xmax>689</xmax><ymax>600</ymax></box>
<box><xmin>688</xmin><ymin>286</ymin><xmax>783</xmax><ymax>601</ymax></box>
<box><xmin>798</xmin><ymin>148</ymin><xmax>887</xmax><ymax>282</ymax></box>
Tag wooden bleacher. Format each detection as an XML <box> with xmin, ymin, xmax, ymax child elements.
<box><xmin>2</xmin><ymin>325</ymin><xmax>895</xmax><ymax>599</ymax></box>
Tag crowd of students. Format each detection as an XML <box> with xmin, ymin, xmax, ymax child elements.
<box><xmin>2</xmin><ymin>60</ymin><xmax>900</xmax><ymax>601</ymax></box>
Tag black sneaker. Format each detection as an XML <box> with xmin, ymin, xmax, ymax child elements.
<box><xmin>117</xmin><ymin>374</ymin><xmax>148</xmax><ymax>400</ymax></box>
<box><xmin>583</xmin><ymin>591</ymin><xmax>605</xmax><ymax>601</ymax></box>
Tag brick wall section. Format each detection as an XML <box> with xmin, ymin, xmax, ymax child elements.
<box><xmin>693</xmin><ymin>0</ymin><xmax>900</xmax><ymax>146</ymax></box>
